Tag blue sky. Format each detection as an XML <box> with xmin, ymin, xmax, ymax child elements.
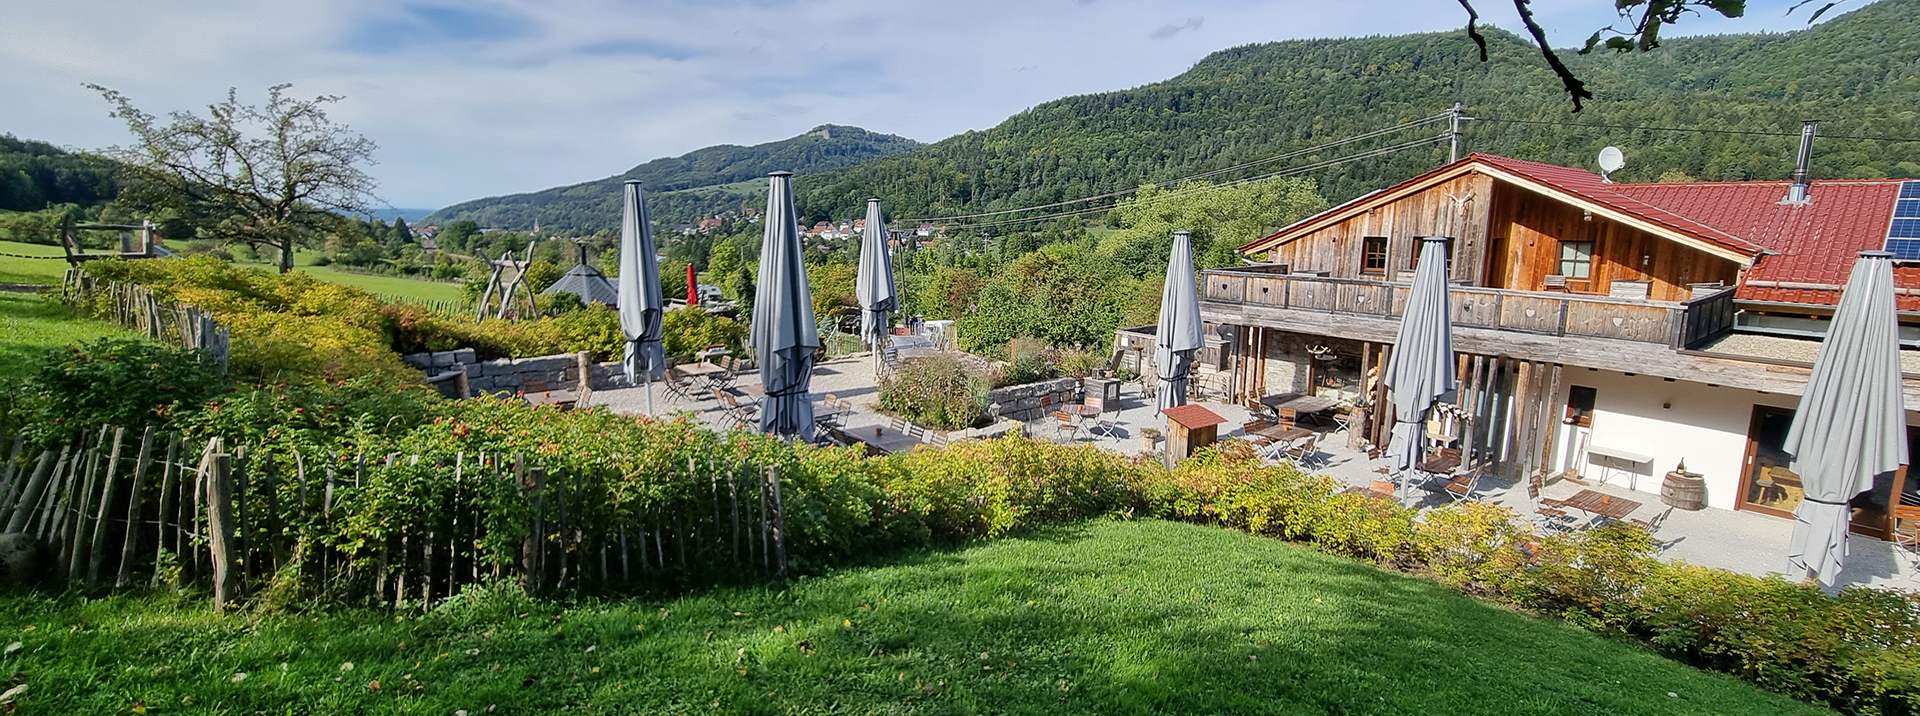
<box><xmin>0</xmin><ymin>1</ymin><xmax>1850</xmax><ymax>210</ymax></box>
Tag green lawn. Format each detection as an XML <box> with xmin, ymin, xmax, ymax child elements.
<box><xmin>0</xmin><ymin>520</ymin><xmax>1827</xmax><ymax>715</ymax></box>
<box><xmin>298</xmin><ymin>264</ymin><xmax>466</xmax><ymax>303</ymax></box>
<box><xmin>233</xmin><ymin>249</ymin><xmax>467</xmax><ymax>303</ymax></box>
<box><xmin>0</xmin><ymin>240</ymin><xmax>71</xmax><ymax>285</ymax></box>
<box><xmin>0</xmin><ymin>291</ymin><xmax>136</xmax><ymax>378</ymax></box>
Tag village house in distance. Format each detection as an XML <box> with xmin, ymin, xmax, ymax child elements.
<box><xmin>1168</xmin><ymin>139</ymin><xmax>1920</xmax><ymax>539</ymax></box>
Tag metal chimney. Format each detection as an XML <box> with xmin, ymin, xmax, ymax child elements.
<box><xmin>1785</xmin><ymin>120</ymin><xmax>1818</xmax><ymax>204</ymax></box>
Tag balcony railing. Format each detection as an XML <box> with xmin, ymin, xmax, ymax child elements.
<box><xmin>1201</xmin><ymin>269</ymin><xmax>1735</xmax><ymax>349</ymax></box>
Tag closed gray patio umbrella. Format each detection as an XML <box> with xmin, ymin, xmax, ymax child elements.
<box><xmin>751</xmin><ymin>171</ymin><xmax>820</xmax><ymax>441</ymax></box>
<box><xmin>617</xmin><ymin>180</ymin><xmax>665</xmax><ymax>414</ymax></box>
<box><xmin>1155</xmin><ymin>230</ymin><xmax>1204</xmax><ymax>413</ymax></box>
<box><xmin>855</xmin><ymin>198</ymin><xmax>897</xmax><ymax>363</ymax></box>
<box><xmin>1785</xmin><ymin>250</ymin><xmax>1907</xmax><ymax>589</ymax></box>
<box><xmin>1383</xmin><ymin>236</ymin><xmax>1457</xmax><ymax>493</ymax></box>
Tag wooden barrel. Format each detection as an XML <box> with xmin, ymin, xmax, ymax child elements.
<box><xmin>1661</xmin><ymin>470</ymin><xmax>1707</xmax><ymax>511</ymax></box>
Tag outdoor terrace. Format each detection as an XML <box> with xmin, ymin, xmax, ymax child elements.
<box><xmin>1195</xmin><ymin>267</ymin><xmax>1920</xmax><ymax>406</ymax></box>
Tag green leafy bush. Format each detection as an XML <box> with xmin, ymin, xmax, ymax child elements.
<box><xmin>661</xmin><ymin>305</ymin><xmax>746</xmax><ymax>360</ymax></box>
<box><xmin>877</xmin><ymin>354</ymin><xmax>988</xmax><ymax>430</ymax></box>
<box><xmin>5</xmin><ymin>338</ymin><xmax>230</xmax><ymax>443</ymax></box>
<box><xmin>78</xmin><ymin>256</ymin><xmax>415</xmax><ymax>382</ymax></box>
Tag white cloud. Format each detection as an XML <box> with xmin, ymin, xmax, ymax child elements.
<box><xmin>0</xmin><ymin>0</ymin><xmax>1848</xmax><ymax>208</ymax></box>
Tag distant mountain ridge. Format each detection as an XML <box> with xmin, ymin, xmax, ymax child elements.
<box><xmin>790</xmin><ymin>0</ymin><xmax>1920</xmax><ymax>224</ymax></box>
<box><xmin>424</xmin><ymin>124</ymin><xmax>922</xmax><ymax>232</ymax></box>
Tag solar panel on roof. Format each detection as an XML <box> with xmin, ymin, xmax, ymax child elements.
<box><xmin>1888</xmin><ymin>239</ymin><xmax>1920</xmax><ymax>261</ymax></box>
<box><xmin>1885</xmin><ymin>183</ymin><xmax>1920</xmax><ymax>258</ymax></box>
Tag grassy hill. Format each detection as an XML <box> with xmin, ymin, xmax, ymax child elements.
<box><xmin>790</xmin><ymin>0</ymin><xmax>1920</xmax><ymax>225</ymax></box>
<box><xmin>0</xmin><ymin>519</ymin><xmax>1830</xmax><ymax>714</ymax></box>
<box><xmin>425</xmin><ymin>125</ymin><xmax>923</xmax><ymax>233</ymax></box>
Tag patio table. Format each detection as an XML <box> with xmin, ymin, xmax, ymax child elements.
<box><xmin>1560</xmin><ymin>489</ymin><xmax>1641</xmax><ymax>521</ymax></box>
<box><xmin>854</xmin><ymin>425</ymin><xmax>924</xmax><ymax>455</ymax></box>
<box><xmin>523</xmin><ymin>390</ymin><xmax>578</xmax><ymax>409</ymax></box>
<box><xmin>812</xmin><ymin>400</ymin><xmax>847</xmax><ymax>425</ymax></box>
<box><xmin>1260</xmin><ymin>393</ymin><xmax>1341</xmax><ymax>426</ymax></box>
<box><xmin>676</xmin><ymin>361</ymin><xmax>729</xmax><ymax>389</ymax></box>
<box><xmin>1252</xmin><ymin>424</ymin><xmax>1312</xmax><ymax>445</ymax></box>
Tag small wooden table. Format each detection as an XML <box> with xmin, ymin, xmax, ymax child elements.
<box><xmin>1561</xmin><ymin>489</ymin><xmax>1642</xmax><ymax>521</ymax></box>
<box><xmin>523</xmin><ymin>390</ymin><xmax>579</xmax><ymax>409</ymax></box>
<box><xmin>676</xmin><ymin>361</ymin><xmax>728</xmax><ymax>387</ymax></box>
<box><xmin>812</xmin><ymin>400</ymin><xmax>847</xmax><ymax>424</ymax></box>
<box><xmin>1252</xmin><ymin>424</ymin><xmax>1312</xmax><ymax>446</ymax></box>
<box><xmin>855</xmin><ymin>426</ymin><xmax>923</xmax><ymax>455</ymax></box>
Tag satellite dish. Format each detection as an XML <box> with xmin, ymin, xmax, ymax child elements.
<box><xmin>1597</xmin><ymin>146</ymin><xmax>1626</xmax><ymax>182</ymax></box>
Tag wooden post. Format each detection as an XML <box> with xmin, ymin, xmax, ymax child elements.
<box><xmin>553</xmin><ymin>468</ymin><xmax>569</xmax><ymax>589</ymax></box>
<box><xmin>4</xmin><ymin>449</ymin><xmax>58</xmax><ymax>533</ymax></box>
<box><xmin>42</xmin><ymin>441</ymin><xmax>83</xmax><ymax>543</ymax></box>
<box><xmin>151</xmin><ymin>437</ymin><xmax>179</xmax><ymax>587</ymax></box>
<box><xmin>115</xmin><ymin>426</ymin><xmax>157</xmax><ymax>588</ymax></box>
<box><xmin>233</xmin><ymin>446</ymin><xmax>250</xmax><ymax>583</ymax></box>
<box><xmin>71</xmin><ymin>428</ymin><xmax>117</xmax><ymax>584</ymax></box>
<box><xmin>729</xmin><ymin>462</ymin><xmax>741</xmax><ymax>564</ymax></box>
<box><xmin>769</xmin><ymin>465</ymin><xmax>787</xmax><ymax>577</ymax></box>
<box><xmin>206</xmin><ymin>440</ymin><xmax>239</xmax><ymax>609</ymax></box>
<box><xmin>522</xmin><ymin>455</ymin><xmax>542</xmax><ymax>592</ymax></box>
<box><xmin>0</xmin><ymin>432</ymin><xmax>25</xmax><ymax>514</ymax></box>
<box><xmin>757</xmin><ymin>463</ymin><xmax>769</xmax><ymax>572</ymax></box>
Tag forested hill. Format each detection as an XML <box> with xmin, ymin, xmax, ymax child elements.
<box><xmin>0</xmin><ymin>135</ymin><xmax>119</xmax><ymax>212</ymax></box>
<box><xmin>793</xmin><ymin>0</ymin><xmax>1920</xmax><ymax>225</ymax></box>
<box><xmin>424</xmin><ymin>125</ymin><xmax>922</xmax><ymax>232</ymax></box>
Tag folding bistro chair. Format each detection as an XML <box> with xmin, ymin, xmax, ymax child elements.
<box><xmin>1442</xmin><ymin>464</ymin><xmax>1487</xmax><ymax>502</ymax></box>
<box><xmin>1629</xmin><ymin>506</ymin><xmax>1675</xmax><ymax>534</ymax></box>
<box><xmin>1527</xmin><ymin>481</ymin><xmax>1578</xmax><ymax>533</ymax></box>
<box><xmin>1282</xmin><ymin>434</ymin><xmax>1321</xmax><ymax>469</ymax></box>
<box><xmin>1050</xmin><ymin>411</ymin><xmax>1080</xmax><ymax>443</ymax></box>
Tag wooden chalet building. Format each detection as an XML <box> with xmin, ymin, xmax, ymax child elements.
<box><xmin>1190</xmin><ymin>152</ymin><xmax>1920</xmax><ymax>535</ymax></box>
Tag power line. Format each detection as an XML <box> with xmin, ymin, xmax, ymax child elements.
<box><xmin>895</xmin><ymin>110</ymin><xmax>1455</xmax><ymax>225</ymax></box>
<box><xmin>935</xmin><ymin>133</ymin><xmax>1452</xmax><ymax>231</ymax></box>
<box><xmin>1472</xmin><ymin>116</ymin><xmax>1920</xmax><ymax>144</ymax></box>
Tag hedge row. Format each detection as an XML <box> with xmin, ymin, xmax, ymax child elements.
<box><xmin>190</xmin><ymin>392</ymin><xmax>1920</xmax><ymax>716</ymax></box>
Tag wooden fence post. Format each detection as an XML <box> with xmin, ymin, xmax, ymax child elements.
<box><xmin>4</xmin><ymin>449</ymin><xmax>58</xmax><ymax>533</ymax></box>
<box><xmin>115</xmin><ymin>426</ymin><xmax>157</xmax><ymax>588</ymax></box>
<box><xmin>769</xmin><ymin>464</ymin><xmax>787</xmax><ymax>577</ymax></box>
<box><xmin>520</xmin><ymin>455</ymin><xmax>541</xmax><ymax>592</ymax></box>
<box><xmin>206</xmin><ymin>439</ymin><xmax>239</xmax><ymax>609</ymax></box>
<box><xmin>87</xmin><ymin>427</ymin><xmax>129</xmax><ymax>583</ymax></box>
<box><xmin>151</xmin><ymin>436</ymin><xmax>179</xmax><ymax>587</ymax></box>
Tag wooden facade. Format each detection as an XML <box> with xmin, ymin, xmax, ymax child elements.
<box><xmin>1256</xmin><ymin>171</ymin><xmax>1743</xmax><ymax>302</ymax></box>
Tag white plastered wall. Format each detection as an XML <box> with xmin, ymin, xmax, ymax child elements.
<box><xmin>1547</xmin><ymin>370</ymin><xmax>1801</xmax><ymax>511</ymax></box>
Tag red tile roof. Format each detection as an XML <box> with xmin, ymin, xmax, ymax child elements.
<box><xmin>1163</xmin><ymin>404</ymin><xmax>1227</xmax><ymax>429</ymax></box>
<box><xmin>1249</xmin><ymin>152</ymin><xmax>1911</xmax><ymax>310</ymax></box>
<box><xmin>1468</xmin><ymin>154</ymin><xmax>1768</xmax><ymax>257</ymax></box>
<box><xmin>1610</xmin><ymin>179</ymin><xmax>1908</xmax><ymax>308</ymax></box>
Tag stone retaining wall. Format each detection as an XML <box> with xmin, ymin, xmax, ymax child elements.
<box><xmin>401</xmin><ymin>349</ymin><xmax>627</xmax><ymax>398</ymax></box>
<box><xmin>987</xmin><ymin>376</ymin><xmax>1083</xmax><ymax>422</ymax></box>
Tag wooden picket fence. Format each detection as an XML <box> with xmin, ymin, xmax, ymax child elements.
<box><xmin>377</xmin><ymin>293</ymin><xmax>471</xmax><ymax>319</ymax></box>
<box><xmin>62</xmin><ymin>268</ymin><xmax>230</xmax><ymax>370</ymax></box>
<box><xmin>0</xmin><ymin>426</ymin><xmax>791</xmax><ymax>608</ymax></box>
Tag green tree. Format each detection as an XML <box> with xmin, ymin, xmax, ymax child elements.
<box><xmin>1099</xmin><ymin>176</ymin><xmax>1328</xmax><ymax>274</ymax></box>
<box><xmin>90</xmin><ymin>84</ymin><xmax>381</xmax><ymax>273</ymax></box>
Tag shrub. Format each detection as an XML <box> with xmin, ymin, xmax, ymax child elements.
<box><xmin>877</xmin><ymin>354</ymin><xmax>988</xmax><ymax>430</ymax></box>
<box><xmin>662</xmin><ymin>305</ymin><xmax>746</xmax><ymax>360</ymax></box>
<box><xmin>6</xmin><ymin>338</ymin><xmax>231</xmax><ymax>443</ymax></box>
<box><xmin>78</xmin><ymin>256</ymin><xmax>415</xmax><ymax>382</ymax></box>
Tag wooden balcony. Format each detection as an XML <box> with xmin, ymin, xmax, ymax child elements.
<box><xmin>1201</xmin><ymin>269</ymin><xmax>1734</xmax><ymax>349</ymax></box>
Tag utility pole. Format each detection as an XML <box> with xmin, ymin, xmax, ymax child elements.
<box><xmin>1448</xmin><ymin>102</ymin><xmax>1464</xmax><ymax>163</ymax></box>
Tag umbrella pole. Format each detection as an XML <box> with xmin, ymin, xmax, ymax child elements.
<box><xmin>645</xmin><ymin>372</ymin><xmax>654</xmax><ymax>416</ymax></box>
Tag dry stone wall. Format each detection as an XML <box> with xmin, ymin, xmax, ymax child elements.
<box><xmin>401</xmin><ymin>350</ymin><xmax>627</xmax><ymax>398</ymax></box>
<box><xmin>987</xmin><ymin>377</ymin><xmax>1082</xmax><ymax>422</ymax></box>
